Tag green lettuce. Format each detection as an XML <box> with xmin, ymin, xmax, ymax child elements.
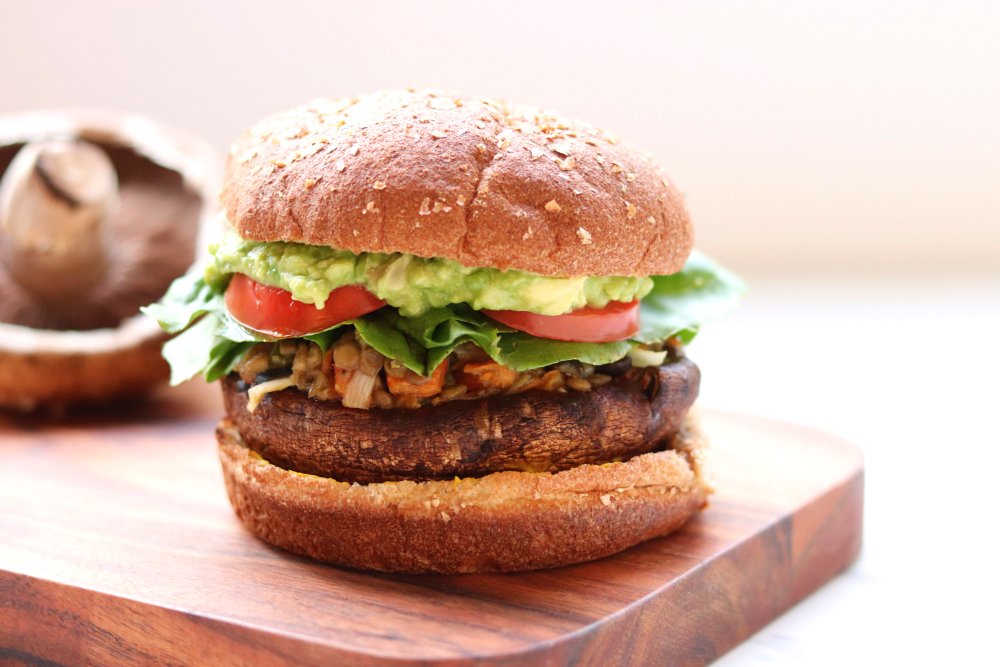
<box><xmin>634</xmin><ymin>250</ymin><xmax>747</xmax><ymax>344</ymax></box>
<box><xmin>143</xmin><ymin>269</ymin><xmax>221</xmax><ymax>334</ymax></box>
<box><xmin>143</xmin><ymin>251</ymin><xmax>744</xmax><ymax>384</ymax></box>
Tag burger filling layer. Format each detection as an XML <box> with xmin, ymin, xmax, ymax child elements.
<box><xmin>235</xmin><ymin>334</ymin><xmax>673</xmax><ymax>412</ymax></box>
<box><xmin>145</xmin><ymin>239</ymin><xmax>744</xmax><ymax>412</ymax></box>
<box><xmin>207</xmin><ymin>232</ymin><xmax>653</xmax><ymax>317</ymax></box>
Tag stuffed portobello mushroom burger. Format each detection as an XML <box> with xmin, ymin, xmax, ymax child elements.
<box><xmin>145</xmin><ymin>90</ymin><xmax>743</xmax><ymax>574</ymax></box>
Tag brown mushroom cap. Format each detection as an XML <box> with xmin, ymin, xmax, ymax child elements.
<box><xmin>0</xmin><ymin>316</ymin><xmax>169</xmax><ymax>410</ymax></box>
<box><xmin>222</xmin><ymin>359</ymin><xmax>700</xmax><ymax>484</ymax></box>
<box><xmin>0</xmin><ymin>110</ymin><xmax>221</xmax><ymax>410</ymax></box>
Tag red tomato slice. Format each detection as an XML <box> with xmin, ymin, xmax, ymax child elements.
<box><xmin>482</xmin><ymin>300</ymin><xmax>640</xmax><ymax>343</ymax></box>
<box><xmin>225</xmin><ymin>273</ymin><xmax>386</xmax><ymax>337</ymax></box>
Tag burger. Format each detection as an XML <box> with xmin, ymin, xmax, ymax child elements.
<box><xmin>145</xmin><ymin>89</ymin><xmax>743</xmax><ymax>573</ymax></box>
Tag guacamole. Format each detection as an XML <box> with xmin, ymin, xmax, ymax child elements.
<box><xmin>207</xmin><ymin>233</ymin><xmax>653</xmax><ymax>317</ymax></box>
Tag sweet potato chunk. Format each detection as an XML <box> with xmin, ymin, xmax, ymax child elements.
<box><xmin>386</xmin><ymin>361</ymin><xmax>447</xmax><ymax>397</ymax></box>
<box><xmin>455</xmin><ymin>361</ymin><xmax>518</xmax><ymax>392</ymax></box>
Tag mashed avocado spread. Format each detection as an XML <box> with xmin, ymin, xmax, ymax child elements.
<box><xmin>207</xmin><ymin>233</ymin><xmax>653</xmax><ymax>317</ymax></box>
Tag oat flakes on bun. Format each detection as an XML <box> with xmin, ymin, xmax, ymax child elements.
<box><xmin>145</xmin><ymin>89</ymin><xmax>743</xmax><ymax>573</ymax></box>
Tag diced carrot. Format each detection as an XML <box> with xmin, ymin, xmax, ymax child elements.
<box><xmin>333</xmin><ymin>366</ymin><xmax>354</xmax><ymax>397</ymax></box>
<box><xmin>387</xmin><ymin>361</ymin><xmax>447</xmax><ymax>397</ymax></box>
<box><xmin>455</xmin><ymin>361</ymin><xmax>517</xmax><ymax>392</ymax></box>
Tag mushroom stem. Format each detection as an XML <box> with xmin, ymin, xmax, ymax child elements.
<box><xmin>0</xmin><ymin>141</ymin><xmax>117</xmax><ymax>303</ymax></box>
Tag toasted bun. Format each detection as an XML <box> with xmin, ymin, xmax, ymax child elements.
<box><xmin>222</xmin><ymin>89</ymin><xmax>693</xmax><ymax>278</ymax></box>
<box><xmin>217</xmin><ymin>413</ymin><xmax>711</xmax><ymax>573</ymax></box>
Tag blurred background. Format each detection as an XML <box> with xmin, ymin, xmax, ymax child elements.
<box><xmin>2</xmin><ymin>1</ymin><xmax>997</xmax><ymax>665</ymax></box>
<box><xmin>2</xmin><ymin>1</ymin><xmax>997</xmax><ymax>279</ymax></box>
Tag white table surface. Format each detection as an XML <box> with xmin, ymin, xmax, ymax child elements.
<box><xmin>689</xmin><ymin>274</ymin><xmax>1000</xmax><ymax>666</ymax></box>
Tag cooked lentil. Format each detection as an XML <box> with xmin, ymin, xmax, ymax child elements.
<box><xmin>234</xmin><ymin>331</ymin><xmax>676</xmax><ymax>411</ymax></box>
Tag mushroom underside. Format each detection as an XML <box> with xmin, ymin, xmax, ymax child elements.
<box><xmin>0</xmin><ymin>141</ymin><xmax>201</xmax><ymax>331</ymax></box>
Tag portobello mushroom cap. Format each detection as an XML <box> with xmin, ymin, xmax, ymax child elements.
<box><xmin>222</xmin><ymin>358</ymin><xmax>700</xmax><ymax>484</ymax></box>
<box><xmin>0</xmin><ymin>110</ymin><xmax>220</xmax><ymax>410</ymax></box>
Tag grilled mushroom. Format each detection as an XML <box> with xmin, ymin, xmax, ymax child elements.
<box><xmin>220</xmin><ymin>360</ymin><xmax>701</xmax><ymax>484</ymax></box>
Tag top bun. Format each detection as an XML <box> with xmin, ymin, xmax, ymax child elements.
<box><xmin>222</xmin><ymin>90</ymin><xmax>693</xmax><ymax>278</ymax></box>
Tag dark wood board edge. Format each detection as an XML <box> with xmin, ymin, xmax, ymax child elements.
<box><xmin>448</xmin><ymin>468</ymin><xmax>864</xmax><ymax>667</ymax></box>
<box><xmin>574</xmin><ymin>469</ymin><xmax>863</xmax><ymax>667</ymax></box>
<box><xmin>0</xmin><ymin>468</ymin><xmax>863</xmax><ymax>667</ymax></box>
<box><xmin>0</xmin><ymin>573</ymin><xmax>388</xmax><ymax>667</ymax></box>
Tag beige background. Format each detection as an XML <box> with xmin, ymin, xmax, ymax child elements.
<box><xmin>2</xmin><ymin>4</ymin><xmax>998</xmax><ymax>666</ymax></box>
<box><xmin>2</xmin><ymin>0</ymin><xmax>997</xmax><ymax>278</ymax></box>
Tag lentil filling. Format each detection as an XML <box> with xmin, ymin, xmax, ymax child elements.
<box><xmin>234</xmin><ymin>333</ymin><xmax>686</xmax><ymax>413</ymax></box>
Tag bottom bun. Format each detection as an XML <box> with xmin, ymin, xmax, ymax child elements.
<box><xmin>217</xmin><ymin>412</ymin><xmax>712</xmax><ymax>574</ymax></box>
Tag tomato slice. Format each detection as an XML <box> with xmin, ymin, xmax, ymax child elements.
<box><xmin>482</xmin><ymin>300</ymin><xmax>640</xmax><ymax>343</ymax></box>
<box><xmin>225</xmin><ymin>273</ymin><xmax>386</xmax><ymax>337</ymax></box>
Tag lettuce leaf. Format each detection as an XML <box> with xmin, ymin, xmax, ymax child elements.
<box><xmin>144</xmin><ymin>250</ymin><xmax>744</xmax><ymax>384</ymax></box>
<box><xmin>353</xmin><ymin>312</ymin><xmax>427</xmax><ymax>373</ymax></box>
<box><xmin>386</xmin><ymin>304</ymin><xmax>632</xmax><ymax>372</ymax></box>
<box><xmin>492</xmin><ymin>333</ymin><xmax>633</xmax><ymax>371</ymax></box>
<box><xmin>389</xmin><ymin>305</ymin><xmax>510</xmax><ymax>371</ymax></box>
<box><xmin>205</xmin><ymin>339</ymin><xmax>256</xmax><ymax>383</ymax></box>
<box><xmin>635</xmin><ymin>250</ymin><xmax>746</xmax><ymax>344</ymax></box>
<box><xmin>160</xmin><ymin>313</ymin><xmax>220</xmax><ymax>384</ymax></box>
<box><xmin>144</xmin><ymin>272</ymin><xmax>266</xmax><ymax>384</ymax></box>
<box><xmin>142</xmin><ymin>268</ymin><xmax>220</xmax><ymax>334</ymax></box>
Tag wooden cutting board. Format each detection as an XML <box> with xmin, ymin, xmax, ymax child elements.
<box><xmin>0</xmin><ymin>380</ymin><xmax>863</xmax><ymax>667</ymax></box>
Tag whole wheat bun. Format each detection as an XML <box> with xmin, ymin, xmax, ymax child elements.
<box><xmin>217</xmin><ymin>413</ymin><xmax>711</xmax><ymax>574</ymax></box>
<box><xmin>222</xmin><ymin>89</ymin><xmax>693</xmax><ymax>278</ymax></box>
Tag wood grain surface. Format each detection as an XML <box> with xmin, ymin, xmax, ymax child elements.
<box><xmin>0</xmin><ymin>380</ymin><xmax>863</xmax><ymax>667</ymax></box>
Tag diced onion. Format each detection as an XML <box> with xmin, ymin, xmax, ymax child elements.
<box><xmin>628</xmin><ymin>348</ymin><xmax>667</xmax><ymax>368</ymax></box>
<box><xmin>246</xmin><ymin>376</ymin><xmax>296</xmax><ymax>412</ymax></box>
<box><xmin>343</xmin><ymin>369</ymin><xmax>378</xmax><ymax>409</ymax></box>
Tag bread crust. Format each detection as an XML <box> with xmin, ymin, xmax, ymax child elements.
<box><xmin>222</xmin><ymin>90</ymin><xmax>693</xmax><ymax>278</ymax></box>
<box><xmin>221</xmin><ymin>359</ymin><xmax>700</xmax><ymax>483</ymax></box>
<box><xmin>217</xmin><ymin>413</ymin><xmax>711</xmax><ymax>574</ymax></box>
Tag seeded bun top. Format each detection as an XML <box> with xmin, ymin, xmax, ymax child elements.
<box><xmin>221</xmin><ymin>89</ymin><xmax>693</xmax><ymax>278</ymax></box>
